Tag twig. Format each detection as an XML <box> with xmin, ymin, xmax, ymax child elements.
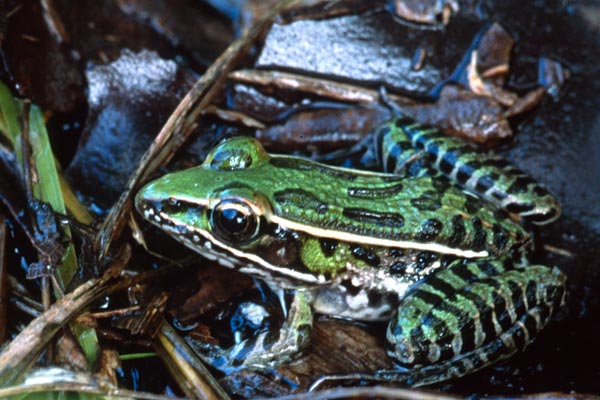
<box><xmin>40</xmin><ymin>0</ymin><xmax>69</xmax><ymax>44</ymax></box>
<box><xmin>0</xmin><ymin>277</ymin><xmax>108</xmax><ymax>385</ymax></box>
<box><xmin>228</xmin><ymin>69</ymin><xmax>417</xmax><ymax>106</ymax></box>
<box><xmin>0</xmin><ymin>244</ymin><xmax>129</xmax><ymax>386</ymax></box>
<box><xmin>154</xmin><ymin>320</ymin><xmax>231</xmax><ymax>400</ymax></box>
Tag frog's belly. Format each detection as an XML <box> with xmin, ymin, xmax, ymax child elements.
<box><xmin>310</xmin><ymin>284</ymin><xmax>401</xmax><ymax>321</ymax></box>
<box><xmin>308</xmin><ymin>264</ymin><xmax>425</xmax><ymax>321</ymax></box>
<box><xmin>309</xmin><ymin>256</ymin><xmax>449</xmax><ymax>321</ymax></box>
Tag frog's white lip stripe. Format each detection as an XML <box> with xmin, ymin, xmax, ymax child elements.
<box><xmin>269</xmin><ymin>215</ymin><xmax>489</xmax><ymax>259</ymax></box>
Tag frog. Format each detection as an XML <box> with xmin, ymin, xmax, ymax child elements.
<box><xmin>135</xmin><ymin>117</ymin><xmax>566</xmax><ymax>387</ymax></box>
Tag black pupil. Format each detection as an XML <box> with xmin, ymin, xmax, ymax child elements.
<box><xmin>212</xmin><ymin>200</ymin><xmax>258</xmax><ymax>243</ymax></box>
<box><xmin>219</xmin><ymin>207</ymin><xmax>248</xmax><ymax>234</ymax></box>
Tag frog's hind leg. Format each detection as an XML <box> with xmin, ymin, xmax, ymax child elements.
<box><xmin>376</xmin><ymin>118</ymin><xmax>561</xmax><ymax>225</ymax></box>
<box><xmin>382</xmin><ymin>258</ymin><xmax>565</xmax><ymax>386</ymax></box>
<box><xmin>190</xmin><ymin>290</ymin><xmax>313</xmax><ymax>371</ymax></box>
<box><xmin>374</xmin><ymin>120</ymin><xmax>438</xmax><ymax>178</ymax></box>
<box><xmin>311</xmin><ymin>259</ymin><xmax>565</xmax><ymax>389</ymax></box>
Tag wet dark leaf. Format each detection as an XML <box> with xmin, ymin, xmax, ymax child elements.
<box><xmin>256</xmin><ymin>10</ymin><xmax>480</xmax><ymax>95</ymax></box>
<box><xmin>408</xmin><ymin>84</ymin><xmax>512</xmax><ymax>143</ymax></box>
<box><xmin>66</xmin><ymin>50</ymin><xmax>196</xmax><ymax>208</ymax></box>
<box><xmin>229</xmin><ymin>83</ymin><xmax>293</xmax><ymax>121</ymax></box>
<box><xmin>256</xmin><ymin>107</ymin><xmax>390</xmax><ymax>152</ymax></box>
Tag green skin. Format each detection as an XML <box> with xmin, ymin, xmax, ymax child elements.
<box><xmin>135</xmin><ymin>119</ymin><xmax>566</xmax><ymax>386</ymax></box>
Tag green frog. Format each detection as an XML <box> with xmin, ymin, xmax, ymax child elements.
<box><xmin>135</xmin><ymin>117</ymin><xmax>566</xmax><ymax>386</ymax></box>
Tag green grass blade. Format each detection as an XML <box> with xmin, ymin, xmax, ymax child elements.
<box><xmin>0</xmin><ymin>82</ymin><xmax>20</xmax><ymax>144</ymax></box>
<box><xmin>0</xmin><ymin>82</ymin><xmax>99</xmax><ymax>369</ymax></box>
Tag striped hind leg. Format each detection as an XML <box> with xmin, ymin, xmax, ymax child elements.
<box><xmin>374</xmin><ymin>118</ymin><xmax>561</xmax><ymax>225</ymax></box>
<box><xmin>382</xmin><ymin>258</ymin><xmax>566</xmax><ymax>386</ymax></box>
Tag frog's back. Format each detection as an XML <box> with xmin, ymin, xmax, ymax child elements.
<box><xmin>249</xmin><ymin>155</ymin><xmax>527</xmax><ymax>258</ymax></box>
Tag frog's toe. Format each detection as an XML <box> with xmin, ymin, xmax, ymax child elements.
<box><xmin>388</xmin><ymin>335</ymin><xmax>416</xmax><ymax>365</ymax></box>
<box><xmin>386</xmin><ymin>321</ymin><xmax>442</xmax><ymax>367</ymax></box>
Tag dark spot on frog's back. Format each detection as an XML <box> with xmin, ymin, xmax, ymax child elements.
<box><xmin>347</xmin><ymin>182</ymin><xmax>404</xmax><ymax>199</ymax></box>
<box><xmin>438</xmin><ymin>148</ymin><xmax>462</xmax><ymax>175</ymax></box>
<box><xmin>492</xmin><ymin>224</ymin><xmax>509</xmax><ymax>251</ymax></box>
<box><xmin>342</xmin><ymin>208</ymin><xmax>404</xmax><ymax>228</ymax></box>
<box><xmin>274</xmin><ymin>189</ymin><xmax>329</xmax><ymax>214</ymax></box>
<box><xmin>430</xmin><ymin>177</ymin><xmax>451</xmax><ymax>192</ymax></box>
<box><xmin>471</xmin><ymin>218</ymin><xmax>487</xmax><ymax>251</ymax></box>
<box><xmin>410</xmin><ymin>191</ymin><xmax>441</xmax><ymax>211</ymax></box>
<box><xmin>438</xmin><ymin>155</ymin><xmax>454</xmax><ymax>175</ymax></box>
<box><xmin>384</xmin><ymin>141</ymin><xmax>413</xmax><ymax>172</ymax></box>
<box><xmin>416</xmin><ymin>218</ymin><xmax>443</xmax><ymax>241</ymax></box>
<box><xmin>448</xmin><ymin>214</ymin><xmax>466</xmax><ymax>247</ymax></box>
<box><xmin>464</xmin><ymin>194</ymin><xmax>484</xmax><ymax>215</ymax></box>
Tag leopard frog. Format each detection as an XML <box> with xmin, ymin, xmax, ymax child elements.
<box><xmin>135</xmin><ymin>117</ymin><xmax>566</xmax><ymax>386</ymax></box>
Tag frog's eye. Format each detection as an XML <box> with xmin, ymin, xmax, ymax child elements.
<box><xmin>210</xmin><ymin>199</ymin><xmax>259</xmax><ymax>244</ymax></box>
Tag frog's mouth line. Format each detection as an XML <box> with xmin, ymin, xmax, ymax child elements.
<box><xmin>138</xmin><ymin>200</ymin><xmax>328</xmax><ymax>286</ymax></box>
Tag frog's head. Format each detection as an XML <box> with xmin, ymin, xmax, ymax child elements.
<box><xmin>135</xmin><ymin>137</ymin><xmax>324</xmax><ymax>285</ymax></box>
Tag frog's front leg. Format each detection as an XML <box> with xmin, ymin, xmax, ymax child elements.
<box><xmin>191</xmin><ymin>290</ymin><xmax>313</xmax><ymax>371</ymax></box>
<box><xmin>382</xmin><ymin>258</ymin><xmax>566</xmax><ymax>386</ymax></box>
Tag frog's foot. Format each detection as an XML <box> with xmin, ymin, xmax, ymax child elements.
<box><xmin>385</xmin><ymin>259</ymin><xmax>566</xmax><ymax>385</ymax></box>
<box><xmin>188</xmin><ymin>291</ymin><xmax>313</xmax><ymax>371</ymax></box>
